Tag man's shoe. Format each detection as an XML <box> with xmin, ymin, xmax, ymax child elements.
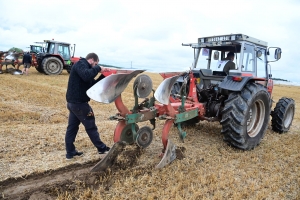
<box><xmin>66</xmin><ymin>151</ymin><xmax>83</xmax><ymax>160</ymax></box>
<box><xmin>98</xmin><ymin>146</ymin><xmax>110</xmax><ymax>154</ymax></box>
<box><xmin>74</xmin><ymin>151</ymin><xmax>83</xmax><ymax>156</ymax></box>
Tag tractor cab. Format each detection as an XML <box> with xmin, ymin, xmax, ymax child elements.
<box><xmin>43</xmin><ymin>40</ymin><xmax>72</xmax><ymax>61</ymax></box>
<box><xmin>183</xmin><ymin>34</ymin><xmax>281</xmax><ymax>81</ymax></box>
<box><xmin>182</xmin><ymin>34</ymin><xmax>282</xmax><ymax>94</ymax></box>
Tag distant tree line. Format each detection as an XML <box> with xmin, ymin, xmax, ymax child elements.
<box><xmin>272</xmin><ymin>78</ymin><xmax>289</xmax><ymax>82</ymax></box>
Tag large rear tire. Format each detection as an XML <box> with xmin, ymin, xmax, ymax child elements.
<box><xmin>42</xmin><ymin>57</ymin><xmax>63</xmax><ymax>75</ymax></box>
<box><xmin>271</xmin><ymin>97</ymin><xmax>295</xmax><ymax>133</ymax></box>
<box><xmin>35</xmin><ymin>66</ymin><xmax>44</xmax><ymax>73</ymax></box>
<box><xmin>220</xmin><ymin>82</ymin><xmax>270</xmax><ymax>150</ymax></box>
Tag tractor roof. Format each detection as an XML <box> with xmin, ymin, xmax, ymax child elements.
<box><xmin>34</xmin><ymin>42</ymin><xmax>45</xmax><ymax>44</ymax></box>
<box><xmin>30</xmin><ymin>44</ymin><xmax>43</xmax><ymax>47</ymax></box>
<box><xmin>43</xmin><ymin>40</ymin><xmax>71</xmax><ymax>45</ymax></box>
<box><xmin>198</xmin><ymin>33</ymin><xmax>268</xmax><ymax>47</ymax></box>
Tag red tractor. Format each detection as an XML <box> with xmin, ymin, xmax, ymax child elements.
<box><xmin>86</xmin><ymin>33</ymin><xmax>295</xmax><ymax>171</ymax></box>
<box><xmin>33</xmin><ymin>40</ymin><xmax>80</xmax><ymax>75</ymax></box>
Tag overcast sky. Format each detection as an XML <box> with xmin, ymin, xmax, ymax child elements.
<box><xmin>0</xmin><ymin>0</ymin><xmax>299</xmax><ymax>82</ymax></box>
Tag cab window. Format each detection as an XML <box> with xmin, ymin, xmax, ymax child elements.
<box><xmin>242</xmin><ymin>44</ymin><xmax>255</xmax><ymax>72</ymax></box>
<box><xmin>256</xmin><ymin>48</ymin><xmax>267</xmax><ymax>78</ymax></box>
<box><xmin>58</xmin><ymin>45</ymin><xmax>70</xmax><ymax>60</ymax></box>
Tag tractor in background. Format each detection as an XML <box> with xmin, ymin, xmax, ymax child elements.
<box><xmin>33</xmin><ymin>39</ymin><xmax>79</xmax><ymax>75</ymax></box>
<box><xmin>28</xmin><ymin>42</ymin><xmax>45</xmax><ymax>54</ymax></box>
<box><xmin>0</xmin><ymin>40</ymin><xmax>79</xmax><ymax>75</ymax></box>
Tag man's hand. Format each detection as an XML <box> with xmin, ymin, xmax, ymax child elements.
<box><xmin>100</xmin><ymin>67</ymin><xmax>111</xmax><ymax>73</ymax></box>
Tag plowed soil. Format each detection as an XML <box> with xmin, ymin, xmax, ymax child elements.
<box><xmin>0</xmin><ymin>67</ymin><xmax>299</xmax><ymax>200</ymax></box>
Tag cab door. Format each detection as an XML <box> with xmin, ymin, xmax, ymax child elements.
<box><xmin>58</xmin><ymin>44</ymin><xmax>71</xmax><ymax>61</ymax></box>
<box><xmin>241</xmin><ymin>43</ymin><xmax>256</xmax><ymax>76</ymax></box>
<box><xmin>256</xmin><ymin>48</ymin><xmax>267</xmax><ymax>78</ymax></box>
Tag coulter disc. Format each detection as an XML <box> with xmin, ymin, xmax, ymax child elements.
<box><xmin>133</xmin><ymin>74</ymin><xmax>153</xmax><ymax>98</ymax></box>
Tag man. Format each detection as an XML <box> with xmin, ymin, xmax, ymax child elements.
<box><xmin>65</xmin><ymin>52</ymin><xmax>111</xmax><ymax>160</ymax></box>
<box><xmin>222</xmin><ymin>52</ymin><xmax>236</xmax><ymax>74</ymax></box>
<box><xmin>22</xmin><ymin>51</ymin><xmax>32</xmax><ymax>75</ymax></box>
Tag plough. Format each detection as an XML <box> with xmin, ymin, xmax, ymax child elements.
<box><xmin>87</xmin><ymin>69</ymin><xmax>204</xmax><ymax>171</ymax></box>
<box><xmin>0</xmin><ymin>51</ymin><xmax>24</xmax><ymax>74</ymax></box>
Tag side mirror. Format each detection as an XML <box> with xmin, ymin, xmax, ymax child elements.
<box><xmin>213</xmin><ymin>51</ymin><xmax>219</xmax><ymax>60</ymax></box>
<box><xmin>256</xmin><ymin>50</ymin><xmax>262</xmax><ymax>58</ymax></box>
<box><xmin>267</xmin><ymin>47</ymin><xmax>281</xmax><ymax>63</ymax></box>
<box><xmin>275</xmin><ymin>48</ymin><xmax>282</xmax><ymax>60</ymax></box>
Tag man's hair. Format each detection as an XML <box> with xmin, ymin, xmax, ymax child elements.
<box><xmin>86</xmin><ymin>53</ymin><xmax>99</xmax><ymax>62</ymax></box>
<box><xmin>227</xmin><ymin>52</ymin><xmax>234</xmax><ymax>58</ymax></box>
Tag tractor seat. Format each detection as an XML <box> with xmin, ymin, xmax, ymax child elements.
<box><xmin>197</xmin><ymin>69</ymin><xmax>226</xmax><ymax>89</ymax></box>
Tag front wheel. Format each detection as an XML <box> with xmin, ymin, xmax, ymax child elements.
<box><xmin>271</xmin><ymin>97</ymin><xmax>295</xmax><ymax>133</ymax></box>
<box><xmin>220</xmin><ymin>82</ymin><xmax>270</xmax><ymax>150</ymax></box>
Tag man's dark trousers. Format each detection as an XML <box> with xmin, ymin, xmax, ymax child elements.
<box><xmin>65</xmin><ymin>102</ymin><xmax>106</xmax><ymax>156</ymax></box>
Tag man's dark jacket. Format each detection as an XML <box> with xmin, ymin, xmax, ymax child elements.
<box><xmin>66</xmin><ymin>58</ymin><xmax>103</xmax><ymax>103</ymax></box>
<box><xmin>22</xmin><ymin>53</ymin><xmax>32</xmax><ymax>64</ymax></box>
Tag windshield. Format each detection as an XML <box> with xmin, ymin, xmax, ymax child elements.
<box><xmin>31</xmin><ymin>46</ymin><xmax>43</xmax><ymax>53</ymax></box>
<box><xmin>195</xmin><ymin>47</ymin><xmax>241</xmax><ymax>73</ymax></box>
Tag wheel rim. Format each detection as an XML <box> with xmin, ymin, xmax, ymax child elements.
<box><xmin>46</xmin><ymin>60</ymin><xmax>61</xmax><ymax>74</ymax></box>
<box><xmin>284</xmin><ymin>106</ymin><xmax>294</xmax><ymax>128</ymax></box>
<box><xmin>247</xmin><ymin>99</ymin><xmax>265</xmax><ymax>137</ymax></box>
<box><xmin>120</xmin><ymin>123</ymin><xmax>139</xmax><ymax>144</ymax></box>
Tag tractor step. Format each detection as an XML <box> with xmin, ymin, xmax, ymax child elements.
<box><xmin>90</xmin><ymin>141</ymin><xmax>127</xmax><ymax>172</ymax></box>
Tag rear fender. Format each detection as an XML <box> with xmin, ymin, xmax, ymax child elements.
<box><xmin>70</xmin><ymin>56</ymin><xmax>80</xmax><ymax>64</ymax></box>
<box><xmin>219</xmin><ymin>76</ymin><xmax>269</xmax><ymax>92</ymax></box>
<box><xmin>218</xmin><ymin>76</ymin><xmax>254</xmax><ymax>92</ymax></box>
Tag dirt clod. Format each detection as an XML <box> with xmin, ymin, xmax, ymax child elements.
<box><xmin>114</xmin><ymin>145</ymin><xmax>143</xmax><ymax>170</ymax></box>
<box><xmin>176</xmin><ymin>146</ymin><xmax>186</xmax><ymax>160</ymax></box>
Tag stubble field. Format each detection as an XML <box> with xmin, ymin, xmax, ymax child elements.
<box><xmin>0</xmin><ymin>67</ymin><xmax>299</xmax><ymax>200</ymax></box>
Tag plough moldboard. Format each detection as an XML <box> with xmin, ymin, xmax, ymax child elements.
<box><xmin>87</xmin><ymin>69</ymin><xmax>203</xmax><ymax>171</ymax></box>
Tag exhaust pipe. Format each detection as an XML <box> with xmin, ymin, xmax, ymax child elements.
<box><xmin>72</xmin><ymin>44</ymin><xmax>76</xmax><ymax>58</ymax></box>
